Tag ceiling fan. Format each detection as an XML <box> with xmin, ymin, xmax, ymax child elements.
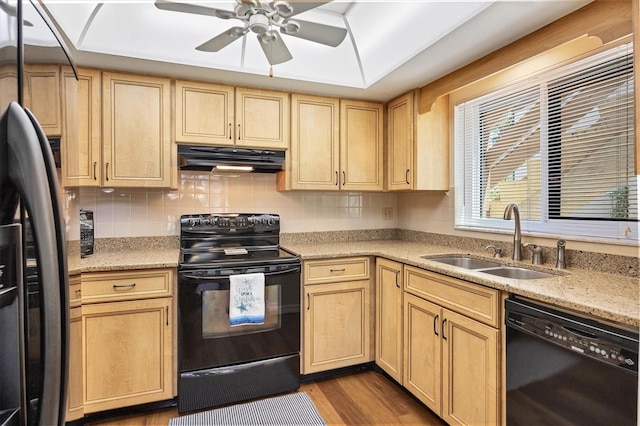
<box><xmin>154</xmin><ymin>0</ymin><xmax>348</xmax><ymax>65</ymax></box>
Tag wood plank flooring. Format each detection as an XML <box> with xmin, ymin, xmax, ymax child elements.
<box><xmin>87</xmin><ymin>370</ymin><xmax>446</xmax><ymax>425</ymax></box>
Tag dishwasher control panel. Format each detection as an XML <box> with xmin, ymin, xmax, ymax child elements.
<box><xmin>507</xmin><ymin>311</ymin><xmax>638</xmax><ymax>372</ymax></box>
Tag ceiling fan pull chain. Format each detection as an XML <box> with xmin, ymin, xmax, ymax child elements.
<box><xmin>269</xmin><ymin>66</ymin><xmax>274</xmax><ymax>78</ymax></box>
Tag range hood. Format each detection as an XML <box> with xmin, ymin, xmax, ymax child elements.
<box><xmin>178</xmin><ymin>145</ymin><xmax>285</xmax><ymax>173</ymax></box>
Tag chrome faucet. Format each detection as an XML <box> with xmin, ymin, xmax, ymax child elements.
<box><xmin>503</xmin><ymin>203</ymin><xmax>522</xmax><ymax>261</ymax></box>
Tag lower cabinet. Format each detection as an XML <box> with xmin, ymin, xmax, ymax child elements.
<box><xmin>302</xmin><ymin>257</ymin><xmax>373</xmax><ymax>374</ymax></box>
<box><xmin>375</xmin><ymin>258</ymin><xmax>403</xmax><ymax>383</ymax></box>
<box><xmin>403</xmin><ymin>266</ymin><xmax>500</xmax><ymax>426</ymax></box>
<box><xmin>80</xmin><ymin>269</ymin><xmax>174</xmax><ymax>414</ymax></box>
<box><xmin>66</xmin><ymin>306</ymin><xmax>83</xmax><ymax>421</ymax></box>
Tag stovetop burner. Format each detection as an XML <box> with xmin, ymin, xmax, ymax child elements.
<box><xmin>179</xmin><ymin>213</ymin><xmax>298</xmax><ymax>269</ymax></box>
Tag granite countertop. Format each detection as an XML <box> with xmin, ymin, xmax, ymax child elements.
<box><xmin>282</xmin><ymin>240</ymin><xmax>639</xmax><ymax>327</ymax></box>
<box><xmin>76</xmin><ymin>239</ymin><xmax>638</xmax><ymax>327</ymax></box>
<box><xmin>80</xmin><ymin>249</ymin><xmax>180</xmax><ymax>272</ymax></box>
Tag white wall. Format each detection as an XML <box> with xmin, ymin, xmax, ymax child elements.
<box><xmin>78</xmin><ymin>171</ymin><xmax>399</xmax><ymax>238</ymax></box>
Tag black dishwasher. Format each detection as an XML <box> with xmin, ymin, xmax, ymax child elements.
<box><xmin>505</xmin><ymin>297</ymin><xmax>638</xmax><ymax>426</ymax></box>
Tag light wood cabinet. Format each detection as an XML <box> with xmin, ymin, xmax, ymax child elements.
<box><xmin>302</xmin><ymin>257</ymin><xmax>373</xmax><ymax>374</ymax></box>
<box><xmin>403</xmin><ymin>266</ymin><xmax>500</xmax><ymax>426</ymax></box>
<box><xmin>66</xmin><ymin>273</ymin><xmax>83</xmax><ymax>422</ymax></box>
<box><xmin>387</xmin><ymin>91</ymin><xmax>449</xmax><ymax>191</ymax></box>
<box><xmin>235</xmin><ymin>87</ymin><xmax>289</xmax><ymax>149</ymax></box>
<box><xmin>175</xmin><ymin>80</ymin><xmax>234</xmax><ymax>145</ymax></box>
<box><xmin>174</xmin><ymin>82</ymin><xmax>289</xmax><ymax>150</ymax></box>
<box><xmin>0</xmin><ymin>64</ymin><xmax>18</xmax><ymax>107</ymax></box>
<box><xmin>279</xmin><ymin>96</ymin><xmax>383</xmax><ymax>191</ymax></box>
<box><xmin>102</xmin><ymin>72</ymin><xmax>172</xmax><ymax>187</ymax></box>
<box><xmin>340</xmin><ymin>99</ymin><xmax>384</xmax><ymax>191</ymax></box>
<box><xmin>81</xmin><ymin>269</ymin><xmax>174</xmax><ymax>414</ymax></box>
<box><xmin>23</xmin><ymin>64</ymin><xmax>62</xmax><ymax>136</ymax></box>
<box><xmin>287</xmin><ymin>94</ymin><xmax>340</xmax><ymax>190</ymax></box>
<box><xmin>375</xmin><ymin>258</ymin><xmax>403</xmax><ymax>383</ymax></box>
<box><xmin>62</xmin><ymin>67</ymin><xmax>101</xmax><ymax>187</ymax></box>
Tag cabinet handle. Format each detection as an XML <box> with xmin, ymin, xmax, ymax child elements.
<box><xmin>342</xmin><ymin>171</ymin><xmax>346</xmax><ymax>186</ymax></box>
<box><xmin>307</xmin><ymin>293</ymin><xmax>310</xmax><ymax>310</ymax></box>
<box><xmin>113</xmin><ymin>283</ymin><xmax>136</xmax><ymax>289</ymax></box>
<box><xmin>228</xmin><ymin>123</ymin><xmax>232</xmax><ymax>140</ymax></box>
<box><xmin>434</xmin><ymin>314</ymin><xmax>439</xmax><ymax>336</ymax></box>
<box><xmin>330</xmin><ymin>268</ymin><xmax>346</xmax><ymax>273</ymax></box>
<box><xmin>166</xmin><ymin>306</ymin><xmax>169</xmax><ymax>326</ymax></box>
<box><xmin>406</xmin><ymin>169</ymin><xmax>410</xmax><ymax>184</ymax></box>
<box><xmin>105</xmin><ymin>162</ymin><xmax>109</xmax><ymax>181</ymax></box>
<box><xmin>395</xmin><ymin>270</ymin><xmax>400</xmax><ymax>288</ymax></box>
<box><xmin>442</xmin><ymin>318</ymin><xmax>447</xmax><ymax>340</ymax></box>
<box><xmin>335</xmin><ymin>171</ymin><xmax>338</xmax><ymax>186</ymax></box>
<box><xmin>93</xmin><ymin>162</ymin><xmax>97</xmax><ymax>180</ymax></box>
<box><xmin>237</xmin><ymin>124</ymin><xmax>241</xmax><ymax>140</ymax></box>
<box><xmin>75</xmin><ymin>289</ymin><xmax>81</xmax><ymax>296</ymax></box>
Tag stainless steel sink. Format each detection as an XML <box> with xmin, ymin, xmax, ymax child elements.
<box><xmin>477</xmin><ymin>267</ymin><xmax>556</xmax><ymax>280</ymax></box>
<box><xmin>424</xmin><ymin>256</ymin><xmax>502</xmax><ymax>270</ymax></box>
<box><xmin>423</xmin><ymin>255</ymin><xmax>558</xmax><ymax>280</ymax></box>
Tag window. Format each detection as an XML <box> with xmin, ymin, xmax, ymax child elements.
<box><xmin>455</xmin><ymin>43</ymin><xmax>637</xmax><ymax>244</ymax></box>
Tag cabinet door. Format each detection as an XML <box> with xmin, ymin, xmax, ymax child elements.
<box><xmin>235</xmin><ymin>87</ymin><xmax>289</xmax><ymax>149</ymax></box>
<box><xmin>303</xmin><ymin>280</ymin><xmax>371</xmax><ymax>374</ymax></box>
<box><xmin>375</xmin><ymin>258</ymin><xmax>403</xmax><ymax>382</ymax></box>
<box><xmin>102</xmin><ymin>72</ymin><xmax>172</xmax><ymax>187</ymax></box>
<box><xmin>23</xmin><ymin>64</ymin><xmax>61</xmax><ymax>136</ymax></box>
<box><xmin>442</xmin><ymin>309</ymin><xmax>499</xmax><ymax>426</ymax></box>
<box><xmin>62</xmin><ymin>67</ymin><xmax>101</xmax><ymax>187</ymax></box>
<box><xmin>387</xmin><ymin>92</ymin><xmax>414</xmax><ymax>191</ymax></box>
<box><xmin>66</xmin><ymin>306</ymin><xmax>83</xmax><ymax>421</ymax></box>
<box><xmin>175</xmin><ymin>80</ymin><xmax>234</xmax><ymax>145</ymax></box>
<box><xmin>403</xmin><ymin>292</ymin><xmax>442</xmax><ymax>415</ymax></box>
<box><xmin>82</xmin><ymin>298</ymin><xmax>173</xmax><ymax>413</ymax></box>
<box><xmin>340</xmin><ymin>100</ymin><xmax>383</xmax><ymax>191</ymax></box>
<box><xmin>289</xmin><ymin>94</ymin><xmax>340</xmax><ymax>190</ymax></box>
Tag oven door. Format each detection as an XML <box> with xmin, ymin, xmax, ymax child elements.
<box><xmin>178</xmin><ymin>261</ymin><xmax>301</xmax><ymax>373</ymax></box>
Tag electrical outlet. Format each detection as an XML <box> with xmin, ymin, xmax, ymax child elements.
<box><xmin>382</xmin><ymin>207</ymin><xmax>393</xmax><ymax>220</ymax></box>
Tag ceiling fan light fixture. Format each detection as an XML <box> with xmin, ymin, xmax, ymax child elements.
<box><xmin>259</xmin><ymin>30</ymin><xmax>277</xmax><ymax>45</ymax></box>
<box><xmin>271</xmin><ymin>0</ymin><xmax>293</xmax><ymax>17</ymax></box>
<box><xmin>282</xmin><ymin>21</ymin><xmax>300</xmax><ymax>35</ymax></box>
<box><xmin>249</xmin><ymin>13</ymin><xmax>269</xmax><ymax>34</ymax></box>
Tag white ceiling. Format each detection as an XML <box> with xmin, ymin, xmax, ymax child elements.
<box><xmin>41</xmin><ymin>0</ymin><xmax>590</xmax><ymax>102</ymax></box>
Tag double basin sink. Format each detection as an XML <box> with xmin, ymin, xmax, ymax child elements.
<box><xmin>423</xmin><ymin>255</ymin><xmax>558</xmax><ymax>280</ymax></box>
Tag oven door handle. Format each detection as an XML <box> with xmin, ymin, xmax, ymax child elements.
<box><xmin>179</xmin><ymin>266</ymin><xmax>301</xmax><ymax>280</ymax></box>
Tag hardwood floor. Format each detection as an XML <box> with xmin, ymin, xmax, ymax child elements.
<box><xmin>86</xmin><ymin>370</ymin><xmax>446</xmax><ymax>425</ymax></box>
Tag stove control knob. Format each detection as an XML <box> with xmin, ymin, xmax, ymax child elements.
<box><xmin>188</xmin><ymin>218</ymin><xmax>198</xmax><ymax>227</ymax></box>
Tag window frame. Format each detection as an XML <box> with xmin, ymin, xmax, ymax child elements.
<box><xmin>454</xmin><ymin>43</ymin><xmax>638</xmax><ymax>245</ymax></box>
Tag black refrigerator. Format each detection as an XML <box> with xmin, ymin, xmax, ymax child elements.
<box><xmin>0</xmin><ymin>1</ymin><xmax>77</xmax><ymax>425</ymax></box>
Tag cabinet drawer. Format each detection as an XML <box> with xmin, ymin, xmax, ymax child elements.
<box><xmin>304</xmin><ymin>257</ymin><xmax>370</xmax><ymax>285</ymax></box>
<box><xmin>69</xmin><ymin>274</ymin><xmax>82</xmax><ymax>308</ymax></box>
<box><xmin>81</xmin><ymin>269</ymin><xmax>173</xmax><ymax>303</ymax></box>
<box><xmin>404</xmin><ymin>266</ymin><xmax>499</xmax><ymax>327</ymax></box>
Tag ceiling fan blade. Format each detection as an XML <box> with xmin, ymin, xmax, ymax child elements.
<box><xmin>196</xmin><ymin>27</ymin><xmax>247</xmax><ymax>52</ymax></box>
<box><xmin>281</xmin><ymin>19</ymin><xmax>347</xmax><ymax>47</ymax></box>
<box><xmin>0</xmin><ymin>0</ymin><xmax>33</xmax><ymax>26</ymax></box>
<box><xmin>271</xmin><ymin>1</ymin><xmax>333</xmax><ymax>17</ymax></box>
<box><xmin>154</xmin><ymin>0</ymin><xmax>234</xmax><ymax>19</ymax></box>
<box><xmin>258</xmin><ymin>31</ymin><xmax>292</xmax><ymax>65</ymax></box>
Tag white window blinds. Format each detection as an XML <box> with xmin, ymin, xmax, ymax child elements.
<box><xmin>455</xmin><ymin>43</ymin><xmax>637</xmax><ymax>244</ymax></box>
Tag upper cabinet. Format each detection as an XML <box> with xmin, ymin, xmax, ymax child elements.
<box><xmin>287</xmin><ymin>94</ymin><xmax>340</xmax><ymax>190</ymax></box>
<box><xmin>62</xmin><ymin>67</ymin><xmax>101</xmax><ymax>187</ymax></box>
<box><xmin>235</xmin><ymin>87</ymin><xmax>289</xmax><ymax>149</ymax></box>
<box><xmin>280</xmin><ymin>95</ymin><xmax>383</xmax><ymax>191</ymax></box>
<box><xmin>23</xmin><ymin>64</ymin><xmax>62</xmax><ymax>136</ymax></box>
<box><xmin>340</xmin><ymin>99</ymin><xmax>384</xmax><ymax>191</ymax></box>
<box><xmin>175</xmin><ymin>80</ymin><xmax>234</xmax><ymax>145</ymax></box>
<box><xmin>102</xmin><ymin>72</ymin><xmax>173</xmax><ymax>187</ymax></box>
<box><xmin>175</xmin><ymin>81</ymin><xmax>289</xmax><ymax>150</ymax></box>
<box><xmin>386</xmin><ymin>91</ymin><xmax>449</xmax><ymax>191</ymax></box>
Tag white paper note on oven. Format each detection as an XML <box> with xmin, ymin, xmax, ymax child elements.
<box><xmin>229</xmin><ymin>273</ymin><xmax>265</xmax><ymax>326</ymax></box>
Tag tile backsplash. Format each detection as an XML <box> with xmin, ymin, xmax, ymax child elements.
<box><xmin>78</xmin><ymin>171</ymin><xmax>399</xmax><ymax>238</ymax></box>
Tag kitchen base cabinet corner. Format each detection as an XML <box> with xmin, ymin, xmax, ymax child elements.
<box><xmin>375</xmin><ymin>258</ymin><xmax>403</xmax><ymax>383</ymax></box>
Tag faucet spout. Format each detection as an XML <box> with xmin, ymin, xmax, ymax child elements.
<box><xmin>503</xmin><ymin>203</ymin><xmax>522</xmax><ymax>261</ymax></box>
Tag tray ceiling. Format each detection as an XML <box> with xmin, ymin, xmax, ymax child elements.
<box><xmin>40</xmin><ymin>0</ymin><xmax>590</xmax><ymax>102</ymax></box>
